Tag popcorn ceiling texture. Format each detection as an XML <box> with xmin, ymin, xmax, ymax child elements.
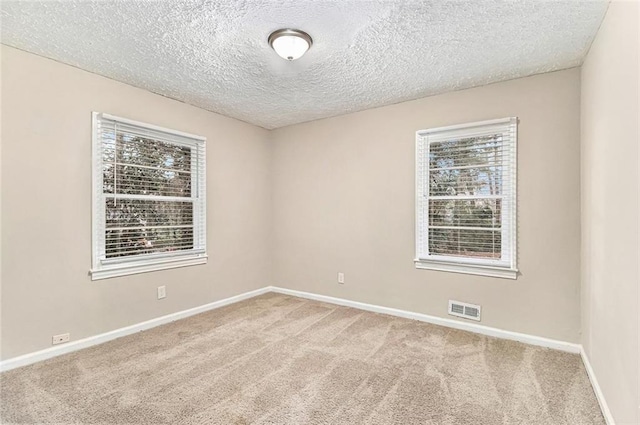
<box><xmin>1</xmin><ymin>0</ymin><xmax>608</xmax><ymax>129</ymax></box>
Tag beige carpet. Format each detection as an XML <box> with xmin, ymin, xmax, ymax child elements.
<box><xmin>1</xmin><ymin>293</ymin><xmax>604</xmax><ymax>424</ymax></box>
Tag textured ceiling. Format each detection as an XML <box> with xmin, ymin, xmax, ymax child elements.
<box><xmin>1</xmin><ymin>0</ymin><xmax>608</xmax><ymax>129</ymax></box>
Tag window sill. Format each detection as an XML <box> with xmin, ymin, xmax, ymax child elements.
<box><xmin>414</xmin><ymin>259</ymin><xmax>518</xmax><ymax>279</ymax></box>
<box><xmin>91</xmin><ymin>254</ymin><xmax>207</xmax><ymax>281</ymax></box>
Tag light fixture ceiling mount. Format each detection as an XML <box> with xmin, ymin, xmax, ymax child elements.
<box><xmin>268</xmin><ymin>28</ymin><xmax>313</xmax><ymax>61</ymax></box>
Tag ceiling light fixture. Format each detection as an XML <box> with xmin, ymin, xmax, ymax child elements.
<box><xmin>268</xmin><ymin>29</ymin><xmax>313</xmax><ymax>61</ymax></box>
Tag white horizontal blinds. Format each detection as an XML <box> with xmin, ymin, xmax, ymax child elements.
<box><xmin>418</xmin><ymin>118</ymin><xmax>516</xmax><ymax>268</ymax></box>
<box><xmin>96</xmin><ymin>114</ymin><xmax>205</xmax><ymax>262</ymax></box>
<box><xmin>104</xmin><ymin>199</ymin><xmax>194</xmax><ymax>258</ymax></box>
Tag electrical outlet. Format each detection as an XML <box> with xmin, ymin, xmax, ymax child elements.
<box><xmin>52</xmin><ymin>333</ymin><xmax>70</xmax><ymax>345</ymax></box>
<box><xmin>157</xmin><ymin>286</ymin><xmax>166</xmax><ymax>299</ymax></box>
<box><xmin>337</xmin><ymin>272</ymin><xmax>345</xmax><ymax>284</ymax></box>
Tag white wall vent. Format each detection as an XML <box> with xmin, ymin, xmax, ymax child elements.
<box><xmin>448</xmin><ymin>300</ymin><xmax>481</xmax><ymax>321</ymax></box>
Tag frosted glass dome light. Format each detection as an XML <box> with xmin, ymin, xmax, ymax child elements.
<box><xmin>268</xmin><ymin>29</ymin><xmax>313</xmax><ymax>61</ymax></box>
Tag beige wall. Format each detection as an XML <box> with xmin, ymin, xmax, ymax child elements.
<box><xmin>0</xmin><ymin>46</ymin><xmax>272</xmax><ymax>359</ymax></box>
<box><xmin>581</xmin><ymin>1</ymin><xmax>639</xmax><ymax>423</ymax></box>
<box><xmin>272</xmin><ymin>68</ymin><xmax>582</xmax><ymax>342</ymax></box>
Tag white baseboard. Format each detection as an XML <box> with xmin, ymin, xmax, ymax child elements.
<box><xmin>268</xmin><ymin>286</ymin><xmax>582</xmax><ymax>354</ymax></box>
<box><xmin>0</xmin><ymin>285</ymin><xmax>582</xmax><ymax>370</ymax></box>
<box><xmin>0</xmin><ymin>284</ymin><xmax>610</xmax><ymax>422</ymax></box>
<box><xmin>0</xmin><ymin>287</ymin><xmax>271</xmax><ymax>372</ymax></box>
<box><xmin>581</xmin><ymin>348</ymin><xmax>616</xmax><ymax>425</ymax></box>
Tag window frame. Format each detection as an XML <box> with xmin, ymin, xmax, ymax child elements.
<box><xmin>91</xmin><ymin>112</ymin><xmax>207</xmax><ymax>280</ymax></box>
<box><xmin>415</xmin><ymin>117</ymin><xmax>518</xmax><ymax>279</ymax></box>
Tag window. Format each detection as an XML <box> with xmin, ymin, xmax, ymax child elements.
<box><xmin>91</xmin><ymin>113</ymin><xmax>206</xmax><ymax>280</ymax></box>
<box><xmin>415</xmin><ymin>117</ymin><xmax>517</xmax><ymax>279</ymax></box>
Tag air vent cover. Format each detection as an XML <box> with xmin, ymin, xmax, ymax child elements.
<box><xmin>448</xmin><ymin>300</ymin><xmax>481</xmax><ymax>321</ymax></box>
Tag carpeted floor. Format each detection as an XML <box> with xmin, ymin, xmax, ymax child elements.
<box><xmin>1</xmin><ymin>293</ymin><xmax>604</xmax><ymax>424</ymax></box>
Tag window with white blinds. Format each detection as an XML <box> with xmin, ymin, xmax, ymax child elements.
<box><xmin>415</xmin><ymin>117</ymin><xmax>518</xmax><ymax>279</ymax></box>
<box><xmin>91</xmin><ymin>113</ymin><xmax>207</xmax><ymax>280</ymax></box>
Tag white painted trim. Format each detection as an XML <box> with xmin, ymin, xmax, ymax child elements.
<box><xmin>269</xmin><ymin>286</ymin><xmax>581</xmax><ymax>353</ymax></box>
<box><xmin>0</xmin><ymin>285</ymin><xmax>586</xmax><ymax>378</ymax></box>
<box><xmin>91</xmin><ymin>254</ymin><xmax>207</xmax><ymax>280</ymax></box>
<box><xmin>581</xmin><ymin>347</ymin><xmax>616</xmax><ymax>425</ymax></box>
<box><xmin>415</xmin><ymin>259</ymin><xmax>518</xmax><ymax>279</ymax></box>
<box><xmin>1</xmin><ymin>285</ymin><xmax>611</xmax><ymax>423</ymax></box>
<box><xmin>0</xmin><ymin>287</ymin><xmax>270</xmax><ymax>372</ymax></box>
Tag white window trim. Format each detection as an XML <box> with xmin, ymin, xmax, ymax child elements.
<box><xmin>91</xmin><ymin>112</ymin><xmax>207</xmax><ymax>280</ymax></box>
<box><xmin>414</xmin><ymin>117</ymin><xmax>518</xmax><ymax>279</ymax></box>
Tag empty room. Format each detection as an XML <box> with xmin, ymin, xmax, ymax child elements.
<box><xmin>0</xmin><ymin>0</ymin><xmax>638</xmax><ymax>424</ymax></box>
